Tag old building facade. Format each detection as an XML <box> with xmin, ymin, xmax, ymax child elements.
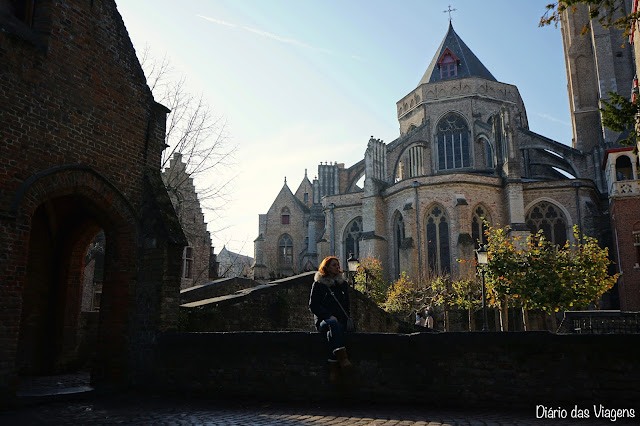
<box><xmin>217</xmin><ymin>246</ymin><xmax>253</xmax><ymax>278</ymax></box>
<box><xmin>255</xmin><ymin>20</ymin><xmax>632</xmax><ymax>307</ymax></box>
<box><xmin>254</xmin><ymin>175</ymin><xmax>316</xmax><ymax>279</ymax></box>
<box><xmin>162</xmin><ymin>153</ymin><xmax>218</xmax><ymax>289</ymax></box>
<box><xmin>0</xmin><ymin>0</ymin><xmax>186</xmax><ymax>399</ymax></box>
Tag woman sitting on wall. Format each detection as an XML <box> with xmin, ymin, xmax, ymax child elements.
<box><xmin>309</xmin><ymin>256</ymin><xmax>352</xmax><ymax>383</ymax></box>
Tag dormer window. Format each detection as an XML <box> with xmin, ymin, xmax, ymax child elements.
<box><xmin>438</xmin><ymin>48</ymin><xmax>459</xmax><ymax>79</ymax></box>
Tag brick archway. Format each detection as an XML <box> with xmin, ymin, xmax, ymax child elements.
<box><xmin>5</xmin><ymin>166</ymin><xmax>138</xmax><ymax>388</ymax></box>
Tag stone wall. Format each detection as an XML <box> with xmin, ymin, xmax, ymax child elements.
<box><xmin>150</xmin><ymin>331</ymin><xmax>639</xmax><ymax>410</ymax></box>
<box><xmin>180</xmin><ymin>272</ymin><xmax>406</xmax><ymax>333</ymax></box>
<box><xmin>180</xmin><ymin>277</ymin><xmax>259</xmax><ymax>305</ymax></box>
<box><xmin>257</xmin><ymin>183</ymin><xmax>309</xmax><ymax>278</ymax></box>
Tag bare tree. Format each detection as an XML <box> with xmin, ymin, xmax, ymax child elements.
<box><xmin>140</xmin><ymin>47</ymin><xmax>236</xmax><ymax>222</ymax></box>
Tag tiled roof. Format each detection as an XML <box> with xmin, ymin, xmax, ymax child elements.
<box><xmin>418</xmin><ymin>22</ymin><xmax>496</xmax><ymax>85</ymax></box>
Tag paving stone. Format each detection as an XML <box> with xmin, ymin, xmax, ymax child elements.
<box><xmin>1</xmin><ymin>392</ymin><xmax>638</xmax><ymax>425</ymax></box>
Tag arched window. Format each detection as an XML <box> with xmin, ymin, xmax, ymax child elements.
<box><xmin>393</xmin><ymin>213</ymin><xmax>405</xmax><ymax>278</ymax></box>
<box><xmin>425</xmin><ymin>205</ymin><xmax>450</xmax><ymax>275</ymax></box>
<box><xmin>526</xmin><ymin>201</ymin><xmax>568</xmax><ymax>245</ymax></box>
<box><xmin>344</xmin><ymin>217</ymin><xmax>363</xmax><ymax>261</ymax></box>
<box><xmin>437</xmin><ymin>113</ymin><xmax>470</xmax><ymax>170</ymax></box>
<box><xmin>484</xmin><ymin>139</ymin><xmax>494</xmax><ymax>168</ymax></box>
<box><xmin>616</xmin><ymin>155</ymin><xmax>633</xmax><ymax>181</ymax></box>
<box><xmin>472</xmin><ymin>206</ymin><xmax>491</xmax><ymax>248</ymax></box>
<box><xmin>281</xmin><ymin>207</ymin><xmax>290</xmax><ymax>225</ymax></box>
<box><xmin>278</xmin><ymin>234</ymin><xmax>293</xmax><ymax>265</ymax></box>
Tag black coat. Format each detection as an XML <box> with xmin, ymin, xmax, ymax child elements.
<box><xmin>308</xmin><ymin>272</ymin><xmax>350</xmax><ymax>330</ymax></box>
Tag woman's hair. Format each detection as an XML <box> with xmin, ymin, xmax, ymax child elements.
<box><xmin>318</xmin><ymin>256</ymin><xmax>341</xmax><ymax>276</ymax></box>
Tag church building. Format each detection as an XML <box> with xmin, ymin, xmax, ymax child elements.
<box><xmin>255</xmin><ymin>17</ymin><xmax>639</xmax><ymax>310</ymax></box>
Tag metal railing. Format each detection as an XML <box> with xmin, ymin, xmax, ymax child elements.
<box><xmin>557</xmin><ymin>310</ymin><xmax>640</xmax><ymax>334</ymax></box>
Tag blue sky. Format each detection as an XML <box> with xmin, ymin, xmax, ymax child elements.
<box><xmin>117</xmin><ymin>1</ymin><xmax>572</xmax><ymax>257</ymax></box>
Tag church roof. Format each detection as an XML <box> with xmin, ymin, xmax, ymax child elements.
<box><xmin>418</xmin><ymin>22</ymin><xmax>496</xmax><ymax>86</ymax></box>
<box><xmin>269</xmin><ymin>179</ymin><xmax>310</xmax><ymax>214</ymax></box>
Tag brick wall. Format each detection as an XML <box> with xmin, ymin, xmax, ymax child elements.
<box><xmin>150</xmin><ymin>331</ymin><xmax>640</xmax><ymax>410</ymax></box>
<box><xmin>611</xmin><ymin>197</ymin><xmax>640</xmax><ymax>310</ymax></box>
<box><xmin>0</xmin><ymin>0</ymin><xmax>186</xmax><ymax>399</ymax></box>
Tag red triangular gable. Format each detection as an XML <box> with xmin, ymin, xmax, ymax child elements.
<box><xmin>437</xmin><ymin>48</ymin><xmax>459</xmax><ymax>65</ymax></box>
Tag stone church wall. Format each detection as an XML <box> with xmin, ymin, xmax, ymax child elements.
<box><xmin>260</xmin><ymin>189</ymin><xmax>308</xmax><ymax>277</ymax></box>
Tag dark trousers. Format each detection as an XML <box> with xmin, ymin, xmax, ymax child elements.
<box><xmin>318</xmin><ymin>317</ymin><xmax>345</xmax><ymax>362</ymax></box>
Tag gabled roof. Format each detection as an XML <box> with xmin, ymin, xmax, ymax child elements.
<box><xmin>268</xmin><ymin>179</ymin><xmax>310</xmax><ymax>214</ymax></box>
<box><xmin>418</xmin><ymin>22</ymin><xmax>496</xmax><ymax>86</ymax></box>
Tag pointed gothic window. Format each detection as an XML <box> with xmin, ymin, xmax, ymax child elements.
<box><xmin>526</xmin><ymin>201</ymin><xmax>568</xmax><ymax>245</ymax></box>
<box><xmin>425</xmin><ymin>206</ymin><xmax>450</xmax><ymax>275</ymax></box>
<box><xmin>278</xmin><ymin>234</ymin><xmax>293</xmax><ymax>265</ymax></box>
<box><xmin>437</xmin><ymin>113</ymin><xmax>470</xmax><ymax>171</ymax></box>
<box><xmin>482</xmin><ymin>138</ymin><xmax>494</xmax><ymax>168</ymax></box>
<box><xmin>393</xmin><ymin>213</ymin><xmax>405</xmax><ymax>278</ymax></box>
<box><xmin>344</xmin><ymin>217</ymin><xmax>363</xmax><ymax>262</ymax></box>
<box><xmin>472</xmin><ymin>206</ymin><xmax>491</xmax><ymax>248</ymax></box>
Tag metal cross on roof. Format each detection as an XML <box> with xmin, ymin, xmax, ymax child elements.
<box><xmin>443</xmin><ymin>5</ymin><xmax>457</xmax><ymax>22</ymax></box>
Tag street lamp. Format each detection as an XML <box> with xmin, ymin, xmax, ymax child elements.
<box><xmin>347</xmin><ymin>253</ymin><xmax>359</xmax><ymax>287</ymax></box>
<box><xmin>476</xmin><ymin>244</ymin><xmax>489</xmax><ymax>332</ymax></box>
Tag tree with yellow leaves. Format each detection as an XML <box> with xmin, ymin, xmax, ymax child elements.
<box><xmin>483</xmin><ymin>224</ymin><xmax>618</xmax><ymax>330</ymax></box>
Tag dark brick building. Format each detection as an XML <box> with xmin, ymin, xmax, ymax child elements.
<box><xmin>0</xmin><ymin>0</ymin><xmax>186</xmax><ymax>400</ymax></box>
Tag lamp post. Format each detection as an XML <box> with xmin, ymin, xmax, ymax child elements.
<box><xmin>347</xmin><ymin>253</ymin><xmax>359</xmax><ymax>288</ymax></box>
<box><xmin>476</xmin><ymin>244</ymin><xmax>488</xmax><ymax>332</ymax></box>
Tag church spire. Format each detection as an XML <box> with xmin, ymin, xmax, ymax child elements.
<box><xmin>417</xmin><ymin>22</ymin><xmax>496</xmax><ymax>86</ymax></box>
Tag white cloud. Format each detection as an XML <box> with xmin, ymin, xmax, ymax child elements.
<box><xmin>196</xmin><ymin>15</ymin><xmax>236</xmax><ymax>27</ymax></box>
<box><xmin>536</xmin><ymin>113</ymin><xmax>571</xmax><ymax>126</ymax></box>
<box><xmin>197</xmin><ymin>14</ymin><xmax>364</xmax><ymax>59</ymax></box>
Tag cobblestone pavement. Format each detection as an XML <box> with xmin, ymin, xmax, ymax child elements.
<box><xmin>2</xmin><ymin>393</ymin><xmax>637</xmax><ymax>426</ymax></box>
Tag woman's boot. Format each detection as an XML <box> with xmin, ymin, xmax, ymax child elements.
<box><xmin>334</xmin><ymin>348</ymin><xmax>352</xmax><ymax>369</ymax></box>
